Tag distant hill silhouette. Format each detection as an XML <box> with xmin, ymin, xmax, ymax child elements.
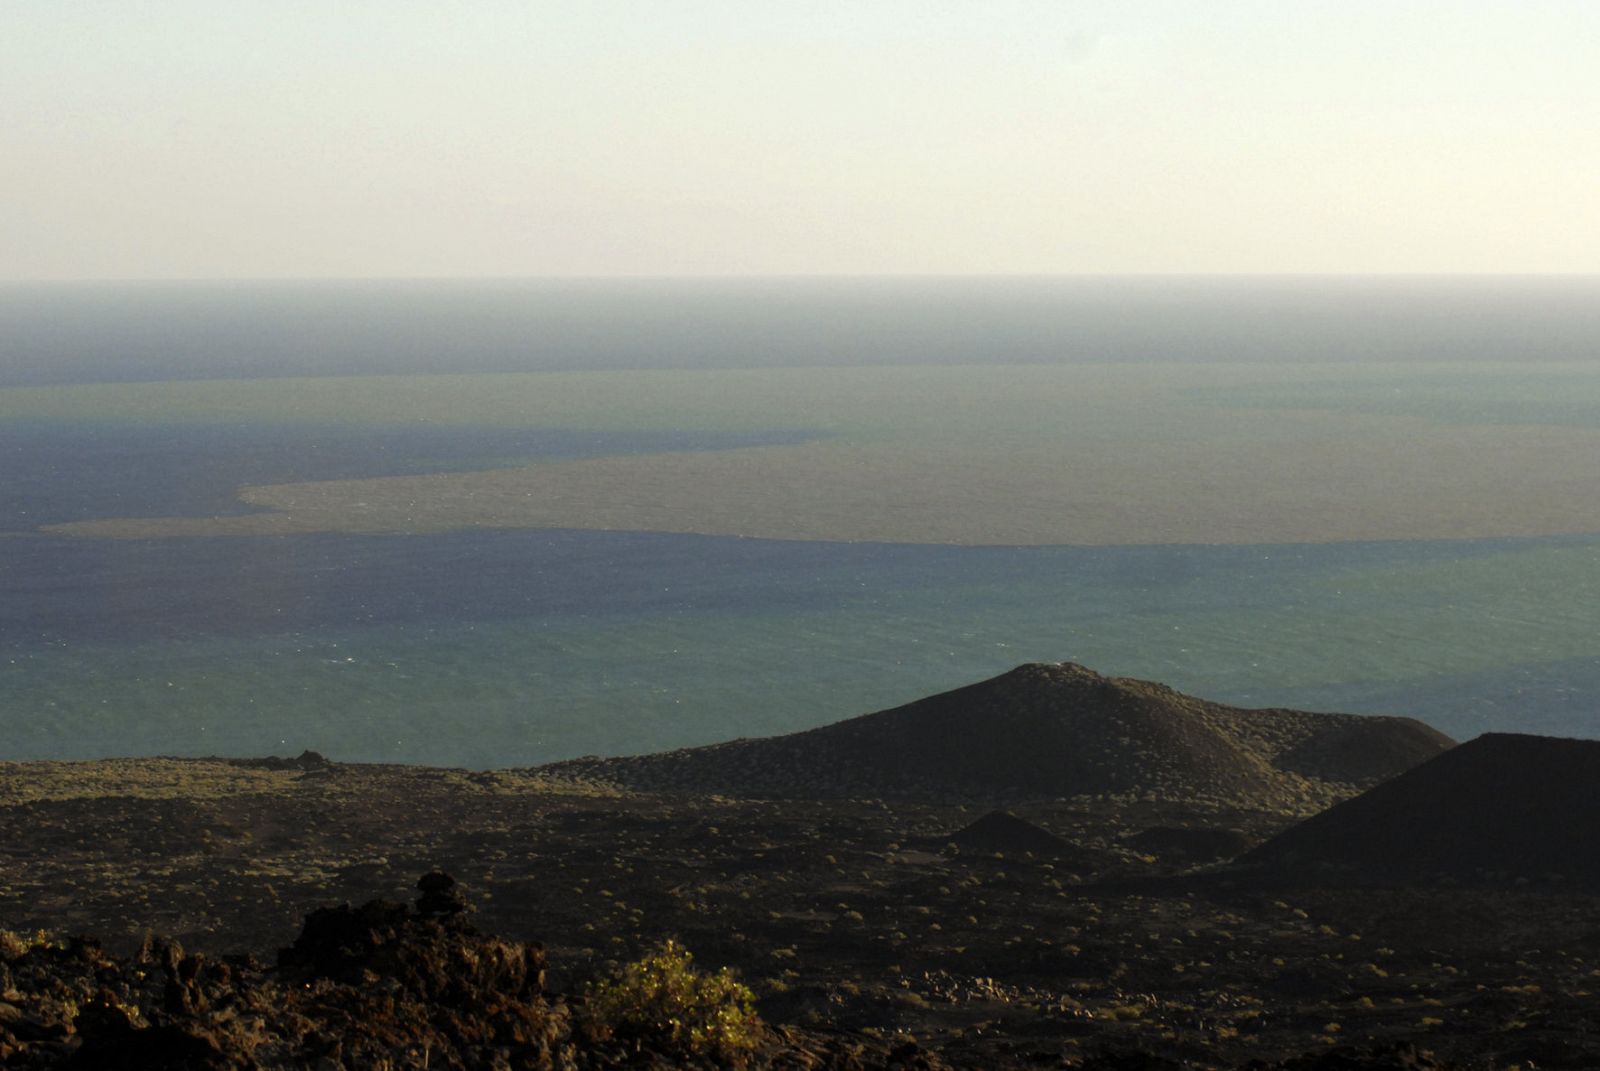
<box><xmin>540</xmin><ymin>663</ymin><xmax>1453</xmax><ymax>812</ymax></box>
<box><xmin>1241</xmin><ymin>732</ymin><xmax>1600</xmax><ymax>887</ymax></box>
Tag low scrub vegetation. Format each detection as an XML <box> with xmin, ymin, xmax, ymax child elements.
<box><xmin>583</xmin><ymin>939</ymin><xmax>762</xmax><ymax>1062</ymax></box>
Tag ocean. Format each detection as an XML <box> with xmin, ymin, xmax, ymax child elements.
<box><xmin>2</xmin><ymin>277</ymin><xmax>1598</xmax><ymax>766</ymax></box>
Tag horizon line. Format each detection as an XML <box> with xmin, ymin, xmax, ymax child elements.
<box><xmin>6</xmin><ymin>271</ymin><xmax>1600</xmax><ymax>286</ymax></box>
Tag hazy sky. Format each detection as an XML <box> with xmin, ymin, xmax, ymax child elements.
<box><xmin>5</xmin><ymin>1</ymin><xmax>1599</xmax><ymax>279</ymax></box>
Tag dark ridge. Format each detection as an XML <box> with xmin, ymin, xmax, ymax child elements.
<box><xmin>1241</xmin><ymin>733</ymin><xmax>1600</xmax><ymax>887</ymax></box>
<box><xmin>539</xmin><ymin>662</ymin><xmax>1455</xmax><ymax>812</ymax></box>
<box><xmin>226</xmin><ymin>750</ymin><xmax>331</xmax><ymax>772</ymax></box>
<box><xmin>1270</xmin><ymin>717</ymin><xmax>1455</xmax><ymax>785</ymax></box>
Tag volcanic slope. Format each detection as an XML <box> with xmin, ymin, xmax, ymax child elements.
<box><xmin>541</xmin><ymin>663</ymin><xmax>1453</xmax><ymax>813</ymax></box>
<box><xmin>1242</xmin><ymin>732</ymin><xmax>1600</xmax><ymax>887</ymax></box>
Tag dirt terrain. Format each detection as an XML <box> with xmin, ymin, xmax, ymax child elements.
<box><xmin>1</xmin><ymin>667</ymin><xmax>1593</xmax><ymax>1068</ymax></box>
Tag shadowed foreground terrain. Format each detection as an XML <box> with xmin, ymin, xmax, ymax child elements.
<box><xmin>3</xmin><ymin>666</ymin><xmax>1595</xmax><ymax>1069</ymax></box>
<box><xmin>1</xmin><ymin>869</ymin><xmax>1470</xmax><ymax>1071</ymax></box>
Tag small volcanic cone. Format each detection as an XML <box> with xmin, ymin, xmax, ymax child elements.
<box><xmin>540</xmin><ymin>663</ymin><xmax>1453</xmax><ymax>811</ymax></box>
<box><xmin>1242</xmin><ymin>733</ymin><xmax>1600</xmax><ymax>887</ymax></box>
<box><xmin>948</xmin><ymin>811</ymin><xmax>1077</xmax><ymax>856</ymax></box>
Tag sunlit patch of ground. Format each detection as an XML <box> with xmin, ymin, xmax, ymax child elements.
<box><xmin>0</xmin><ymin>758</ymin><xmax>298</xmax><ymax>804</ymax></box>
<box><xmin>13</xmin><ymin>360</ymin><xmax>1600</xmax><ymax>545</ymax></box>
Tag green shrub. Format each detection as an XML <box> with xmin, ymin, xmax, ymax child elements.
<box><xmin>584</xmin><ymin>939</ymin><xmax>762</xmax><ymax>1062</ymax></box>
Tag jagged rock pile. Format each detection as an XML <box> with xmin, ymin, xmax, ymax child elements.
<box><xmin>231</xmin><ymin>750</ymin><xmax>332</xmax><ymax>772</ymax></box>
<box><xmin>1</xmin><ymin>873</ymin><xmax>569</xmax><ymax>1070</ymax></box>
<box><xmin>541</xmin><ymin>663</ymin><xmax>1453</xmax><ymax>813</ymax></box>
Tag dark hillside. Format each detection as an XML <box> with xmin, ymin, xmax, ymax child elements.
<box><xmin>542</xmin><ymin>663</ymin><xmax>1454</xmax><ymax>812</ymax></box>
<box><xmin>1242</xmin><ymin>733</ymin><xmax>1600</xmax><ymax>886</ymax></box>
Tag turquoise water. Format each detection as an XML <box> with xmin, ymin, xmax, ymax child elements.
<box><xmin>3</xmin><ymin>278</ymin><xmax>1599</xmax><ymax>766</ymax></box>
<box><xmin>4</xmin><ymin>529</ymin><xmax>1597</xmax><ymax>766</ymax></box>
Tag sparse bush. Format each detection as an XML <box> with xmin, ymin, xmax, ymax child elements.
<box><xmin>0</xmin><ymin>929</ymin><xmax>29</xmax><ymax>960</ymax></box>
<box><xmin>583</xmin><ymin>939</ymin><xmax>762</xmax><ymax>1063</ymax></box>
<box><xmin>0</xmin><ymin>928</ymin><xmax>53</xmax><ymax>960</ymax></box>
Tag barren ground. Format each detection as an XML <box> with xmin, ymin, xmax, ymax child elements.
<box><xmin>3</xmin><ymin>757</ymin><xmax>1596</xmax><ymax>1069</ymax></box>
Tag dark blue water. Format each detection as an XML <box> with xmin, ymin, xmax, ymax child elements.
<box><xmin>2</xmin><ymin>528</ymin><xmax>1565</xmax><ymax>648</ymax></box>
<box><xmin>0</xmin><ymin>422</ymin><xmax>820</xmax><ymax>527</ymax></box>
